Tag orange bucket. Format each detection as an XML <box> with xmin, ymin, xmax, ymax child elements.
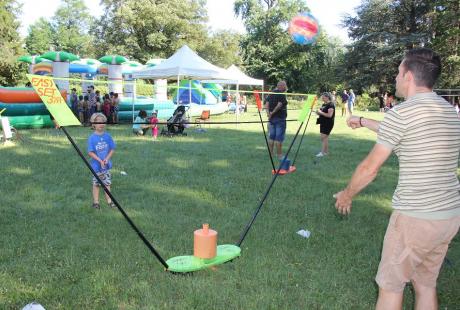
<box><xmin>193</xmin><ymin>223</ymin><xmax>218</xmax><ymax>259</ymax></box>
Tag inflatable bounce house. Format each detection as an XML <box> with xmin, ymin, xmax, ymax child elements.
<box><xmin>3</xmin><ymin>46</ymin><xmax>233</xmax><ymax>129</ymax></box>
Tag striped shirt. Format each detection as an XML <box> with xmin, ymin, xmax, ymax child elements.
<box><xmin>377</xmin><ymin>92</ymin><xmax>460</xmax><ymax>220</ymax></box>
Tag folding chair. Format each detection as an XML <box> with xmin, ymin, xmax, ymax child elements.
<box><xmin>195</xmin><ymin>110</ymin><xmax>210</xmax><ymax>128</ymax></box>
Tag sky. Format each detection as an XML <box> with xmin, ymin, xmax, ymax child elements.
<box><xmin>19</xmin><ymin>0</ymin><xmax>362</xmax><ymax>43</ymax></box>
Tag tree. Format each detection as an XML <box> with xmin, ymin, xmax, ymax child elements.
<box><xmin>92</xmin><ymin>0</ymin><xmax>210</xmax><ymax>62</ymax></box>
<box><xmin>25</xmin><ymin>18</ymin><xmax>55</xmax><ymax>55</ymax></box>
<box><xmin>341</xmin><ymin>0</ymin><xmax>459</xmax><ymax>92</ymax></box>
<box><xmin>431</xmin><ymin>0</ymin><xmax>459</xmax><ymax>89</ymax></box>
<box><xmin>0</xmin><ymin>0</ymin><xmax>25</xmax><ymax>85</ymax></box>
<box><xmin>234</xmin><ymin>0</ymin><xmax>343</xmax><ymax>92</ymax></box>
<box><xmin>197</xmin><ymin>30</ymin><xmax>242</xmax><ymax>68</ymax></box>
<box><xmin>25</xmin><ymin>0</ymin><xmax>95</xmax><ymax>57</ymax></box>
<box><xmin>51</xmin><ymin>0</ymin><xmax>95</xmax><ymax>56</ymax></box>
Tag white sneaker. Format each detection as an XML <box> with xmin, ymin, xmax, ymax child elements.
<box><xmin>316</xmin><ymin>152</ymin><xmax>327</xmax><ymax>157</ymax></box>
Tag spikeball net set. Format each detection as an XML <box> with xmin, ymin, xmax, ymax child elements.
<box><xmin>22</xmin><ymin>72</ymin><xmax>321</xmax><ymax>273</ymax></box>
<box><xmin>22</xmin><ymin>11</ymin><xmax>322</xmax><ymax>273</ymax></box>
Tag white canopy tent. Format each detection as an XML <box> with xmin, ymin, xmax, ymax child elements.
<box><xmin>203</xmin><ymin>65</ymin><xmax>264</xmax><ymax>122</ymax></box>
<box><xmin>132</xmin><ymin>45</ymin><xmax>236</xmax><ymax>116</ymax></box>
<box><xmin>203</xmin><ymin>64</ymin><xmax>264</xmax><ymax>86</ymax></box>
<box><xmin>130</xmin><ymin>45</ymin><xmax>238</xmax><ymax>120</ymax></box>
<box><xmin>133</xmin><ymin>45</ymin><xmax>234</xmax><ymax>80</ymax></box>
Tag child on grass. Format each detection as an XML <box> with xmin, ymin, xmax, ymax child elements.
<box><xmin>150</xmin><ymin>111</ymin><xmax>159</xmax><ymax>140</ymax></box>
<box><xmin>87</xmin><ymin>113</ymin><xmax>116</xmax><ymax>209</ymax></box>
<box><xmin>77</xmin><ymin>95</ymin><xmax>85</xmax><ymax>124</ymax></box>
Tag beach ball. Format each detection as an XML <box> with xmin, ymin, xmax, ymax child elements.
<box><xmin>288</xmin><ymin>12</ymin><xmax>320</xmax><ymax>45</ymax></box>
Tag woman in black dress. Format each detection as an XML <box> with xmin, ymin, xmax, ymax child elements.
<box><xmin>315</xmin><ymin>92</ymin><xmax>335</xmax><ymax>157</ymax></box>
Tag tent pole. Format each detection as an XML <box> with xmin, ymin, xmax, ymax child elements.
<box><xmin>132</xmin><ymin>79</ymin><xmax>136</xmax><ymax>123</ymax></box>
<box><xmin>176</xmin><ymin>75</ymin><xmax>180</xmax><ymax>105</ymax></box>
<box><xmin>236</xmin><ymin>84</ymin><xmax>239</xmax><ymax>128</ymax></box>
<box><xmin>189</xmin><ymin>79</ymin><xmax>192</xmax><ymax>104</ymax></box>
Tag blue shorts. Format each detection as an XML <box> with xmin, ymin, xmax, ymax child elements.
<box><xmin>347</xmin><ymin>102</ymin><xmax>354</xmax><ymax>112</ymax></box>
<box><xmin>268</xmin><ymin>118</ymin><xmax>286</xmax><ymax>142</ymax></box>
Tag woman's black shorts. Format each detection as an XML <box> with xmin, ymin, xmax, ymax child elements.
<box><xmin>320</xmin><ymin>123</ymin><xmax>334</xmax><ymax>135</ymax></box>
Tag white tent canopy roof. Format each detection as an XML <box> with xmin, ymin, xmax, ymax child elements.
<box><xmin>202</xmin><ymin>64</ymin><xmax>264</xmax><ymax>86</ymax></box>
<box><xmin>132</xmin><ymin>45</ymin><xmax>235</xmax><ymax>80</ymax></box>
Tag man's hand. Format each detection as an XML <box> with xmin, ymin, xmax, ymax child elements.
<box><xmin>333</xmin><ymin>190</ymin><xmax>353</xmax><ymax>215</ymax></box>
<box><xmin>347</xmin><ymin>116</ymin><xmax>362</xmax><ymax>129</ymax></box>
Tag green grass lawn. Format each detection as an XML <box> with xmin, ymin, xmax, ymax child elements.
<box><xmin>1</xmin><ymin>108</ymin><xmax>459</xmax><ymax>309</ymax></box>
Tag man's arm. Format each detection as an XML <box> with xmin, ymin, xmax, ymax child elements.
<box><xmin>347</xmin><ymin>115</ymin><xmax>381</xmax><ymax>133</ymax></box>
<box><xmin>268</xmin><ymin>102</ymin><xmax>283</xmax><ymax>119</ymax></box>
<box><xmin>334</xmin><ymin>143</ymin><xmax>392</xmax><ymax>215</ymax></box>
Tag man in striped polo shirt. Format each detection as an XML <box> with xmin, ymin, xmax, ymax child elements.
<box><xmin>334</xmin><ymin>48</ymin><xmax>460</xmax><ymax>309</ymax></box>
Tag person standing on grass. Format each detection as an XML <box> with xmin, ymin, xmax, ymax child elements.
<box><xmin>378</xmin><ymin>92</ymin><xmax>385</xmax><ymax>112</ymax></box>
<box><xmin>334</xmin><ymin>48</ymin><xmax>460</xmax><ymax>310</ymax></box>
<box><xmin>77</xmin><ymin>95</ymin><xmax>85</xmax><ymax>124</ymax></box>
<box><xmin>347</xmin><ymin>89</ymin><xmax>355</xmax><ymax>115</ymax></box>
<box><xmin>83</xmin><ymin>95</ymin><xmax>89</xmax><ymax>124</ymax></box>
<box><xmin>331</xmin><ymin>90</ymin><xmax>336</xmax><ymax>102</ymax></box>
<box><xmin>103</xmin><ymin>94</ymin><xmax>112</xmax><ymax>122</ymax></box>
<box><xmin>88</xmin><ymin>113</ymin><xmax>116</xmax><ymax>209</ymax></box>
<box><xmin>88</xmin><ymin>86</ymin><xmax>97</xmax><ymax>117</ymax></box>
<box><xmin>150</xmin><ymin>111</ymin><xmax>159</xmax><ymax>140</ymax></box>
<box><xmin>315</xmin><ymin>92</ymin><xmax>335</xmax><ymax>157</ymax></box>
<box><xmin>264</xmin><ymin>80</ymin><xmax>288</xmax><ymax>160</ymax></box>
<box><xmin>70</xmin><ymin>88</ymin><xmax>79</xmax><ymax>116</ymax></box>
<box><xmin>112</xmin><ymin>93</ymin><xmax>120</xmax><ymax>124</ymax></box>
<box><xmin>341</xmin><ymin>90</ymin><xmax>349</xmax><ymax>116</ymax></box>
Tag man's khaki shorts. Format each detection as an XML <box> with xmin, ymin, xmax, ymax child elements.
<box><xmin>375</xmin><ymin>211</ymin><xmax>460</xmax><ymax>292</ymax></box>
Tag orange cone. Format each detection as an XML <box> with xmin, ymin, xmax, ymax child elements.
<box><xmin>193</xmin><ymin>223</ymin><xmax>218</xmax><ymax>259</ymax></box>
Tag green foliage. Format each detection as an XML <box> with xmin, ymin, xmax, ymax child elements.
<box><xmin>25</xmin><ymin>18</ymin><xmax>55</xmax><ymax>55</ymax></box>
<box><xmin>93</xmin><ymin>0</ymin><xmax>209</xmax><ymax>62</ymax></box>
<box><xmin>431</xmin><ymin>0</ymin><xmax>460</xmax><ymax>88</ymax></box>
<box><xmin>51</xmin><ymin>0</ymin><xmax>96</xmax><ymax>56</ymax></box>
<box><xmin>0</xmin><ymin>0</ymin><xmax>26</xmax><ymax>85</ymax></box>
<box><xmin>355</xmin><ymin>93</ymin><xmax>379</xmax><ymax>111</ymax></box>
<box><xmin>197</xmin><ymin>30</ymin><xmax>242</xmax><ymax>68</ymax></box>
<box><xmin>235</xmin><ymin>0</ymin><xmax>344</xmax><ymax>93</ymax></box>
<box><xmin>22</xmin><ymin>0</ymin><xmax>244</xmax><ymax>68</ymax></box>
<box><xmin>68</xmin><ymin>78</ymin><xmax>155</xmax><ymax>97</ymax></box>
<box><xmin>341</xmin><ymin>0</ymin><xmax>460</xmax><ymax>91</ymax></box>
<box><xmin>24</xmin><ymin>0</ymin><xmax>96</xmax><ymax>57</ymax></box>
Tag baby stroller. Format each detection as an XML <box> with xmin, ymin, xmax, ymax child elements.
<box><xmin>161</xmin><ymin>105</ymin><xmax>188</xmax><ymax>137</ymax></box>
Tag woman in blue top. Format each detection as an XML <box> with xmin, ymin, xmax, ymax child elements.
<box><xmin>132</xmin><ymin>110</ymin><xmax>152</xmax><ymax>135</ymax></box>
<box><xmin>88</xmin><ymin>113</ymin><xmax>116</xmax><ymax>209</ymax></box>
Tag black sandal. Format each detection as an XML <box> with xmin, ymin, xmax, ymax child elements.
<box><xmin>92</xmin><ymin>203</ymin><xmax>100</xmax><ymax>209</ymax></box>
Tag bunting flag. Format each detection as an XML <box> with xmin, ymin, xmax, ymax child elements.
<box><xmin>27</xmin><ymin>74</ymin><xmax>81</xmax><ymax>126</ymax></box>
<box><xmin>254</xmin><ymin>90</ymin><xmax>263</xmax><ymax>111</ymax></box>
<box><xmin>298</xmin><ymin>95</ymin><xmax>317</xmax><ymax>122</ymax></box>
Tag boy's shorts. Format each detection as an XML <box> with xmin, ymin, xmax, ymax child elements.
<box><xmin>268</xmin><ymin>118</ymin><xmax>286</xmax><ymax>142</ymax></box>
<box><xmin>92</xmin><ymin>171</ymin><xmax>112</xmax><ymax>186</ymax></box>
<box><xmin>375</xmin><ymin>211</ymin><xmax>460</xmax><ymax>292</ymax></box>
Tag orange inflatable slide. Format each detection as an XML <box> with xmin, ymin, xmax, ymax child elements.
<box><xmin>0</xmin><ymin>86</ymin><xmax>66</xmax><ymax>103</ymax></box>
